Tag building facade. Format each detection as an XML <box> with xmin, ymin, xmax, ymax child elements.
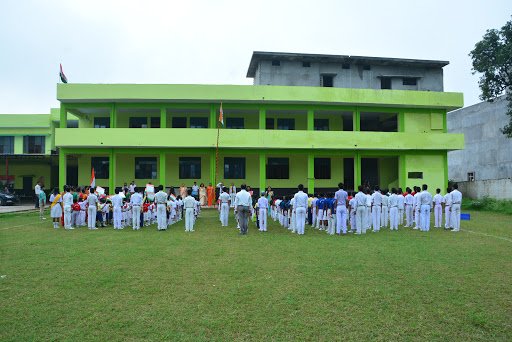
<box><xmin>448</xmin><ymin>95</ymin><xmax>512</xmax><ymax>199</ymax></box>
<box><xmin>1</xmin><ymin>52</ymin><xmax>464</xmax><ymax>197</ymax></box>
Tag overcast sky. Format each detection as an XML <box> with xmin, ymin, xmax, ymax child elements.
<box><xmin>0</xmin><ymin>0</ymin><xmax>510</xmax><ymax>114</ymax></box>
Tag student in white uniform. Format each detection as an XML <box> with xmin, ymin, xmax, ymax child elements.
<box><xmin>354</xmin><ymin>186</ymin><xmax>367</xmax><ymax>234</ymax></box>
<box><xmin>444</xmin><ymin>187</ymin><xmax>452</xmax><ymax>230</ymax></box>
<box><xmin>404</xmin><ymin>188</ymin><xmax>414</xmax><ymax>228</ymax></box>
<box><xmin>397</xmin><ymin>188</ymin><xmax>405</xmax><ymax>226</ymax></box>
<box><xmin>293</xmin><ymin>184</ymin><xmax>308</xmax><ymax>235</ymax></box>
<box><xmin>130</xmin><ymin>187</ymin><xmax>143</xmax><ymax>230</ymax></box>
<box><xmin>87</xmin><ymin>188</ymin><xmax>98</xmax><ymax>230</ymax></box>
<box><xmin>112</xmin><ymin>188</ymin><xmax>123</xmax><ymax>230</ymax></box>
<box><xmin>311</xmin><ymin>195</ymin><xmax>318</xmax><ymax>227</ymax></box>
<box><xmin>229</xmin><ymin>183</ymin><xmax>237</xmax><ymax>208</ymax></box>
<box><xmin>219</xmin><ymin>187</ymin><xmax>231</xmax><ymax>227</ymax></box>
<box><xmin>348</xmin><ymin>193</ymin><xmax>356</xmax><ymax>232</ymax></box>
<box><xmin>381</xmin><ymin>189</ymin><xmax>389</xmax><ymax>229</ymax></box>
<box><xmin>334</xmin><ymin>183</ymin><xmax>348</xmax><ymax>235</ymax></box>
<box><xmin>365</xmin><ymin>189</ymin><xmax>372</xmax><ymax>231</ymax></box>
<box><xmin>413</xmin><ymin>186</ymin><xmax>421</xmax><ymax>230</ymax></box>
<box><xmin>388</xmin><ymin>188</ymin><xmax>399</xmax><ymax>231</ymax></box>
<box><xmin>419</xmin><ymin>184</ymin><xmax>433</xmax><ymax>232</ymax></box>
<box><xmin>154</xmin><ymin>185</ymin><xmax>168</xmax><ymax>231</ymax></box>
<box><xmin>289</xmin><ymin>197</ymin><xmax>296</xmax><ymax>232</ymax></box>
<box><xmin>257</xmin><ymin>192</ymin><xmax>269</xmax><ymax>232</ymax></box>
<box><xmin>62</xmin><ymin>186</ymin><xmax>74</xmax><ymax>230</ymax></box>
<box><xmin>371</xmin><ymin>186</ymin><xmax>382</xmax><ymax>232</ymax></box>
<box><xmin>49</xmin><ymin>188</ymin><xmax>62</xmax><ymax>229</ymax></box>
<box><xmin>183</xmin><ymin>189</ymin><xmax>196</xmax><ymax>232</ymax></box>
<box><xmin>433</xmin><ymin>188</ymin><xmax>444</xmax><ymax>228</ymax></box>
<box><xmin>450</xmin><ymin>184</ymin><xmax>462</xmax><ymax>232</ymax></box>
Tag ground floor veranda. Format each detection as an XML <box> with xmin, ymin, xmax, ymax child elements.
<box><xmin>52</xmin><ymin>148</ymin><xmax>448</xmax><ymax>196</ymax></box>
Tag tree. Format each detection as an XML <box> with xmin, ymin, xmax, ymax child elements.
<box><xmin>469</xmin><ymin>17</ymin><xmax>512</xmax><ymax>138</ymax></box>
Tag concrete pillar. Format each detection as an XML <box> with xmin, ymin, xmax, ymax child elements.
<box><xmin>354</xmin><ymin>152</ymin><xmax>361</xmax><ymax>188</ymax></box>
<box><xmin>307</xmin><ymin>153</ymin><xmax>314</xmax><ymax>193</ymax></box>
<box><xmin>110</xmin><ymin>103</ymin><xmax>116</xmax><ymax>128</ymax></box>
<box><xmin>159</xmin><ymin>152</ymin><xmax>166</xmax><ymax>186</ymax></box>
<box><xmin>259</xmin><ymin>107</ymin><xmax>266</xmax><ymax>129</ymax></box>
<box><xmin>259</xmin><ymin>153</ymin><xmax>266</xmax><ymax>193</ymax></box>
<box><xmin>59</xmin><ymin>149</ymin><xmax>67</xmax><ymax>189</ymax></box>
<box><xmin>60</xmin><ymin>104</ymin><xmax>67</xmax><ymax>129</ymax></box>
<box><xmin>307</xmin><ymin>109</ymin><xmax>314</xmax><ymax>130</ymax></box>
<box><xmin>160</xmin><ymin>106</ymin><xmax>167</xmax><ymax>128</ymax></box>
<box><xmin>109</xmin><ymin>150</ymin><xmax>116</xmax><ymax>193</ymax></box>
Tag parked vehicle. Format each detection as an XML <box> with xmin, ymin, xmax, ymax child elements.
<box><xmin>0</xmin><ymin>191</ymin><xmax>18</xmax><ymax>206</ymax></box>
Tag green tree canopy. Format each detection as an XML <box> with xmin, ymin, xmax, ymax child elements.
<box><xmin>469</xmin><ymin>17</ymin><xmax>512</xmax><ymax>137</ymax></box>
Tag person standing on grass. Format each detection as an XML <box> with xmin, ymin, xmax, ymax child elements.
<box><xmin>130</xmin><ymin>187</ymin><xmax>143</xmax><ymax>230</ymax></box>
<box><xmin>371</xmin><ymin>186</ymin><xmax>382</xmax><ymax>233</ymax></box>
<box><xmin>354</xmin><ymin>186</ymin><xmax>367</xmax><ymax>234</ymax></box>
<box><xmin>191</xmin><ymin>181</ymin><xmax>199</xmax><ymax>201</ymax></box>
<box><xmin>293</xmin><ymin>184</ymin><xmax>308</xmax><ymax>235</ymax></box>
<box><xmin>207</xmin><ymin>183</ymin><xmax>215</xmax><ymax>207</ymax></box>
<box><xmin>413</xmin><ymin>186</ymin><xmax>422</xmax><ymax>230</ymax></box>
<box><xmin>112</xmin><ymin>188</ymin><xmax>123</xmax><ymax>230</ymax></box>
<box><xmin>404</xmin><ymin>188</ymin><xmax>414</xmax><ymax>228</ymax></box>
<box><xmin>155</xmin><ymin>185</ymin><xmax>168</xmax><ymax>231</ymax></box>
<box><xmin>229</xmin><ymin>183</ymin><xmax>237</xmax><ymax>208</ymax></box>
<box><xmin>433</xmin><ymin>188</ymin><xmax>444</xmax><ymax>228</ymax></box>
<box><xmin>183</xmin><ymin>189</ymin><xmax>196</xmax><ymax>232</ymax></box>
<box><xmin>87</xmin><ymin>187</ymin><xmax>98</xmax><ymax>230</ymax></box>
<box><xmin>234</xmin><ymin>184</ymin><xmax>252</xmax><ymax>235</ymax></box>
<box><xmin>34</xmin><ymin>180</ymin><xmax>41</xmax><ymax>209</ymax></box>
<box><xmin>397</xmin><ymin>188</ymin><xmax>405</xmax><ymax>226</ymax></box>
<box><xmin>49</xmin><ymin>188</ymin><xmax>62</xmax><ymax>229</ymax></box>
<box><xmin>444</xmin><ymin>187</ymin><xmax>452</xmax><ymax>230</ymax></box>
<box><xmin>419</xmin><ymin>184</ymin><xmax>433</xmax><ymax>232</ymax></box>
<box><xmin>62</xmin><ymin>185</ymin><xmax>74</xmax><ymax>230</ymax></box>
<box><xmin>257</xmin><ymin>192</ymin><xmax>269</xmax><ymax>232</ymax></box>
<box><xmin>219</xmin><ymin>187</ymin><xmax>231</xmax><ymax>227</ymax></box>
<box><xmin>388</xmin><ymin>188</ymin><xmax>399</xmax><ymax>231</ymax></box>
<box><xmin>335</xmin><ymin>183</ymin><xmax>349</xmax><ymax>235</ymax></box>
<box><xmin>38</xmin><ymin>186</ymin><xmax>47</xmax><ymax>220</ymax></box>
<box><xmin>450</xmin><ymin>184</ymin><xmax>462</xmax><ymax>232</ymax></box>
<box><xmin>381</xmin><ymin>189</ymin><xmax>389</xmax><ymax>229</ymax></box>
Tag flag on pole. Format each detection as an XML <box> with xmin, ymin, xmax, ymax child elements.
<box><xmin>59</xmin><ymin>63</ymin><xmax>68</xmax><ymax>83</ymax></box>
<box><xmin>219</xmin><ymin>102</ymin><xmax>224</xmax><ymax>126</ymax></box>
<box><xmin>90</xmin><ymin>168</ymin><xmax>96</xmax><ymax>187</ymax></box>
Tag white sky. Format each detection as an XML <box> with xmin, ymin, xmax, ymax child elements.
<box><xmin>0</xmin><ymin>0</ymin><xmax>510</xmax><ymax>114</ymax></box>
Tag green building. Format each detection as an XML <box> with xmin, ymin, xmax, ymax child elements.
<box><xmin>0</xmin><ymin>52</ymin><xmax>464</xmax><ymax>196</ymax></box>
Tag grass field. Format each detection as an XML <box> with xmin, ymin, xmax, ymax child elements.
<box><xmin>1</xmin><ymin>209</ymin><xmax>511</xmax><ymax>341</ymax></box>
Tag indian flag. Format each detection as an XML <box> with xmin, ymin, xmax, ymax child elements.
<box><xmin>219</xmin><ymin>102</ymin><xmax>224</xmax><ymax>126</ymax></box>
<box><xmin>90</xmin><ymin>168</ymin><xmax>95</xmax><ymax>187</ymax></box>
<box><xmin>59</xmin><ymin>63</ymin><xmax>68</xmax><ymax>83</ymax></box>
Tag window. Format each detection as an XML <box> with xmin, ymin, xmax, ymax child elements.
<box><xmin>224</xmin><ymin>157</ymin><xmax>246</xmax><ymax>179</ymax></box>
<box><xmin>23</xmin><ymin>136</ymin><xmax>45</xmax><ymax>154</ymax></box>
<box><xmin>190</xmin><ymin>117</ymin><xmax>208</xmax><ymax>128</ymax></box>
<box><xmin>321</xmin><ymin>75</ymin><xmax>334</xmax><ymax>87</ymax></box>
<box><xmin>314</xmin><ymin>158</ymin><xmax>331</xmax><ymax>179</ymax></box>
<box><xmin>91</xmin><ymin>157</ymin><xmax>109</xmax><ymax>179</ymax></box>
<box><xmin>179</xmin><ymin>157</ymin><xmax>201</xmax><ymax>179</ymax></box>
<box><xmin>67</xmin><ymin>120</ymin><xmax>79</xmax><ymax>128</ymax></box>
<box><xmin>130</xmin><ymin>117</ymin><xmax>148</xmax><ymax>128</ymax></box>
<box><xmin>342</xmin><ymin>63</ymin><xmax>350</xmax><ymax>69</ymax></box>
<box><xmin>267</xmin><ymin>158</ymin><xmax>289</xmax><ymax>179</ymax></box>
<box><xmin>0</xmin><ymin>136</ymin><xmax>14</xmax><ymax>154</ymax></box>
<box><xmin>272</xmin><ymin>60</ymin><xmax>280</xmax><ymax>66</ymax></box>
<box><xmin>172</xmin><ymin>117</ymin><xmax>187</xmax><ymax>128</ymax></box>
<box><xmin>266</xmin><ymin>118</ymin><xmax>274</xmax><ymax>130</ymax></box>
<box><xmin>343</xmin><ymin>114</ymin><xmax>354</xmax><ymax>131</ymax></box>
<box><xmin>363</xmin><ymin>65</ymin><xmax>371</xmax><ymax>71</ymax></box>
<box><xmin>226</xmin><ymin>118</ymin><xmax>244</xmax><ymax>129</ymax></box>
<box><xmin>277</xmin><ymin>118</ymin><xmax>295</xmax><ymax>130</ymax></box>
<box><xmin>135</xmin><ymin>157</ymin><xmax>157</xmax><ymax>179</ymax></box>
<box><xmin>150</xmin><ymin>117</ymin><xmax>160</xmax><ymax>128</ymax></box>
<box><xmin>94</xmin><ymin>117</ymin><xmax>110</xmax><ymax>128</ymax></box>
<box><xmin>403</xmin><ymin>78</ymin><xmax>418</xmax><ymax>86</ymax></box>
<box><xmin>314</xmin><ymin>119</ymin><xmax>329</xmax><ymax>131</ymax></box>
<box><xmin>302</xmin><ymin>61</ymin><xmax>311</xmax><ymax>67</ymax></box>
<box><xmin>360</xmin><ymin>112</ymin><xmax>398</xmax><ymax>132</ymax></box>
<box><xmin>381</xmin><ymin>77</ymin><xmax>392</xmax><ymax>89</ymax></box>
<box><xmin>467</xmin><ymin>172</ymin><xmax>475</xmax><ymax>182</ymax></box>
<box><xmin>408</xmin><ymin>172</ymin><xmax>423</xmax><ymax>179</ymax></box>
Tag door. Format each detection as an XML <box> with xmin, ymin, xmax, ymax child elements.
<box><xmin>23</xmin><ymin>176</ymin><xmax>33</xmax><ymax>193</ymax></box>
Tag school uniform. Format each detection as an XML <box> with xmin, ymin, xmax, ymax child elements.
<box><xmin>49</xmin><ymin>193</ymin><xmax>63</xmax><ymax>228</ymax></box>
<box><xmin>444</xmin><ymin>192</ymin><xmax>452</xmax><ymax>229</ymax></box>
<box><xmin>413</xmin><ymin>193</ymin><xmax>421</xmax><ymax>229</ymax></box>
<box><xmin>365</xmin><ymin>194</ymin><xmax>372</xmax><ymax>230</ymax></box>
<box><xmin>326</xmin><ymin>198</ymin><xmax>336</xmax><ymax>235</ymax></box>
<box><xmin>397</xmin><ymin>194</ymin><xmax>405</xmax><ymax>226</ymax></box>
<box><xmin>112</xmin><ymin>194</ymin><xmax>123</xmax><ymax>229</ymax></box>
<box><xmin>381</xmin><ymin>194</ymin><xmax>389</xmax><ymax>228</ymax></box>
<box><xmin>229</xmin><ymin>186</ymin><xmax>237</xmax><ymax>208</ymax></box>
<box><xmin>257</xmin><ymin>196</ymin><xmax>269</xmax><ymax>231</ymax></box>
<box><xmin>354</xmin><ymin>191</ymin><xmax>367</xmax><ymax>234</ymax></box>
<box><xmin>433</xmin><ymin>194</ymin><xmax>444</xmax><ymax>228</ymax></box>
<box><xmin>335</xmin><ymin>189</ymin><xmax>348</xmax><ymax>234</ymax></box>
<box><xmin>130</xmin><ymin>192</ymin><xmax>143</xmax><ymax>230</ymax></box>
<box><xmin>316</xmin><ymin>198</ymin><xmax>325</xmax><ymax>230</ymax></box>
<box><xmin>419</xmin><ymin>190</ymin><xmax>433</xmax><ymax>231</ymax></box>
<box><xmin>155</xmin><ymin>190</ymin><xmax>168</xmax><ymax>231</ymax></box>
<box><xmin>371</xmin><ymin>191</ymin><xmax>382</xmax><ymax>232</ymax></box>
<box><xmin>183</xmin><ymin>195</ymin><xmax>196</xmax><ymax>231</ymax></box>
<box><xmin>293</xmin><ymin>190</ymin><xmax>308</xmax><ymax>235</ymax></box>
<box><xmin>388</xmin><ymin>194</ymin><xmax>399</xmax><ymax>230</ymax></box>
<box><xmin>348</xmin><ymin>197</ymin><xmax>356</xmax><ymax>231</ymax></box>
<box><xmin>219</xmin><ymin>191</ymin><xmax>231</xmax><ymax>227</ymax></box>
<box><xmin>311</xmin><ymin>197</ymin><xmax>318</xmax><ymax>227</ymax></box>
<box><xmin>87</xmin><ymin>194</ymin><xmax>98</xmax><ymax>229</ymax></box>
<box><xmin>450</xmin><ymin>189</ymin><xmax>462</xmax><ymax>232</ymax></box>
<box><xmin>404</xmin><ymin>194</ymin><xmax>414</xmax><ymax>227</ymax></box>
<box><xmin>62</xmin><ymin>192</ymin><xmax>73</xmax><ymax>230</ymax></box>
<box><xmin>289</xmin><ymin>198</ymin><xmax>296</xmax><ymax>232</ymax></box>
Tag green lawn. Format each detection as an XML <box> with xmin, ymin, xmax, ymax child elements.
<box><xmin>1</xmin><ymin>209</ymin><xmax>511</xmax><ymax>341</ymax></box>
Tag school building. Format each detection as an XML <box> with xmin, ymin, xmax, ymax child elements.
<box><xmin>0</xmin><ymin>51</ymin><xmax>464</xmax><ymax>197</ymax></box>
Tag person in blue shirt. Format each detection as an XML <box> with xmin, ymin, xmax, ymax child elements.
<box><xmin>316</xmin><ymin>194</ymin><xmax>325</xmax><ymax>230</ymax></box>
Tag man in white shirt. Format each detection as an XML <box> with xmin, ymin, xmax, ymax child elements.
<box><xmin>34</xmin><ymin>181</ymin><xmax>41</xmax><ymax>209</ymax></box>
<box><xmin>87</xmin><ymin>188</ymin><xmax>98</xmax><ymax>230</ymax></box>
<box><xmin>413</xmin><ymin>186</ymin><xmax>422</xmax><ymax>229</ymax></box>
<box><xmin>419</xmin><ymin>184</ymin><xmax>433</xmax><ymax>232</ymax></box>
<box><xmin>293</xmin><ymin>184</ymin><xmax>309</xmax><ymax>235</ymax></box>
<box><xmin>444</xmin><ymin>187</ymin><xmax>452</xmax><ymax>230</ymax></box>
<box><xmin>397</xmin><ymin>188</ymin><xmax>405</xmax><ymax>226</ymax></box>
<box><xmin>354</xmin><ymin>186</ymin><xmax>367</xmax><ymax>234</ymax></box>
<box><xmin>404</xmin><ymin>188</ymin><xmax>414</xmax><ymax>228</ymax></box>
<box><xmin>388</xmin><ymin>188</ymin><xmax>399</xmax><ymax>230</ymax></box>
<box><xmin>130</xmin><ymin>187</ymin><xmax>143</xmax><ymax>230</ymax></box>
<box><xmin>450</xmin><ymin>184</ymin><xmax>463</xmax><ymax>232</ymax></box>
<box><xmin>433</xmin><ymin>188</ymin><xmax>444</xmax><ymax>228</ymax></box>
<box><xmin>334</xmin><ymin>183</ymin><xmax>348</xmax><ymax>235</ymax></box>
<box><xmin>112</xmin><ymin>188</ymin><xmax>124</xmax><ymax>230</ymax></box>
<box><xmin>365</xmin><ymin>189</ymin><xmax>372</xmax><ymax>230</ymax></box>
<box><xmin>154</xmin><ymin>185</ymin><xmax>168</xmax><ymax>231</ymax></box>
<box><xmin>219</xmin><ymin>187</ymin><xmax>231</xmax><ymax>227</ymax></box>
<box><xmin>235</xmin><ymin>184</ymin><xmax>252</xmax><ymax>235</ymax></box>
<box><xmin>229</xmin><ymin>183</ymin><xmax>237</xmax><ymax>208</ymax></box>
<box><xmin>257</xmin><ymin>192</ymin><xmax>270</xmax><ymax>232</ymax></box>
<box><xmin>183</xmin><ymin>189</ymin><xmax>196</xmax><ymax>232</ymax></box>
<box><xmin>371</xmin><ymin>186</ymin><xmax>382</xmax><ymax>232</ymax></box>
<box><xmin>62</xmin><ymin>185</ymin><xmax>74</xmax><ymax>230</ymax></box>
<box><xmin>381</xmin><ymin>190</ymin><xmax>389</xmax><ymax>229</ymax></box>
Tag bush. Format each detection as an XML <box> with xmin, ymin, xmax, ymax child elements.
<box><xmin>462</xmin><ymin>197</ymin><xmax>512</xmax><ymax>215</ymax></box>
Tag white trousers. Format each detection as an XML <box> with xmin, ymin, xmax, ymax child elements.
<box><xmin>311</xmin><ymin>208</ymin><xmax>316</xmax><ymax>226</ymax></box>
<box><xmin>290</xmin><ymin>211</ymin><xmax>296</xmax><ymax>232</ymax></box>
<box><xmin>230</xmin><ymin>194</ymin><xmax>236</xmax><ymax>207</ymax></box>
<box><xmin>356</xmin><ymin>206</ymin><xmax>365</xmax><ymax>234</ymax></box>
<box><xmin>389</xmin><ymin>207</ymin><xmax>398</xmax><ymax>230</ymax></box>
<box><xmin>364</xmin><ymin>207</ymin><xmax>371</xmax><ymax>229</ymax></box>
<box><xmin>316</xmin><ymin>210</ymin><xmax>324</xmax><ymax>229</ymax></box>
<box><xmin>434</xmin><ymin>204</ymin><xmax>442</xmax><ymax>227</ymax></box>
<box><xmin>335</xmin><ymin>206</ymin><xmax>347</xmax><ymax>234</ymax></box>
<box><xmin>295</xmin><ymin>207</ymin><xmax>306</xmax><ymax>235</ymax></box>
<box><xmin>372</xmin><ymin>205</ymin><xmax>381</xmax><ymax>231</ymax></box>
<box><xmin>259</xmin><ymin>208</ymin><xmax>267</xmax><ymax>231</ymax></box>
<box><xmin>88</xmin><ymin>206</ymin><xmax>96</xmax><ymax>228</ymax></box>
<box><xmin>444</xmin><ymin>206</ymin><xmax>451</xmax><ymax>228</ymax></box>
<box><xmin>451</xmin><ymin>204</ymin><xmax>461</xmax><ymax>231</ymax></box>
<box><xmin>220</xmin><ymin>203</ymin><xmax>229</xmax><ymax>226</ymax></box>
<box><xmin>405</xmin><ymin>205</ymin><xmax>413</xmax><ymax>227</ymax></box>
<box><xmin>398</xmin><ymin>208</ymin><xmax>404</xmax><ymax>225</ymax></box>
<box><xmin>132</xmin><ymin>205</ymin><xmax>141</xmax><ymax>229</ymax></box>
<box><xmin>420</xmin><ymin>205</ymin><xmax>431</xmax><ymax>231</ymax></box>
<box><xmin>381</xmin><ymin>206</ymin><xmax>388</xmax><ymax>228</ymax></box>
<box><xmin>350</xmin><ymin>210</ymin><xmax>356</xmax><ymax>230</ymax></box>
<box><xmin>157</xmin><ymin>204</ymin><xmax>167</xmax><ymax>230</ymax></box>
<box><xmin>64</xmin><ymin>205</ymin><xmax>72</xmax><ymax>228</ymax></box>
<box><xmin>113</xmin><ymin>206</ymin><xmax>122</xmax><ymax>229</ymax></box>
<box><xmin>185</xmin><ymin>208</ymin><xmax>195</xmax><ymax>231</ymax></box>
<box><xmin>415</xmin><ymin>207</ymin><xmax>421</xmax><ymax>227</ymax></box>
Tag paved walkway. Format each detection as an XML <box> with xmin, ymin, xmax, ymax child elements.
<box><xmin>0</xmin><ymin>205</ymin><xmax>38</xmax><ymax>214</ymax></box>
